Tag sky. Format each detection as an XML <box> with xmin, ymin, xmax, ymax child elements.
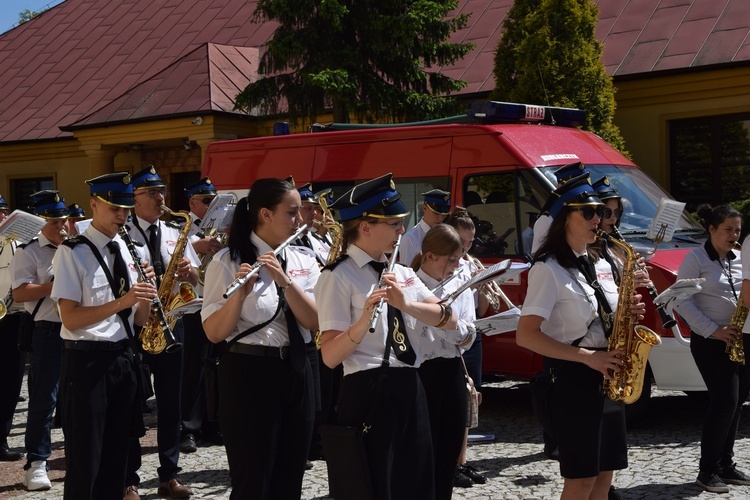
<box><xmin>0</xmin><ymin>0</ymin><xmax>65</xmax><ymax>35</ymax></box>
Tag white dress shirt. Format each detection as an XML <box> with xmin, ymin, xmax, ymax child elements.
<box><xmin>399</xmin><ymin>219</ymin><xmax>430</xmax><ymax>266</ymax></box>
<box><xmin>11</xmin><ymin>234</ymin><xmax>60</xmax><ymax>322</ymax></box>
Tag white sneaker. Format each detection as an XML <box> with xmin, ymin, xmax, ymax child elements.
<box><xmin>23</xmin><ymin>460</ymin><xmax>52</xmax><ymax>491</ymax></box>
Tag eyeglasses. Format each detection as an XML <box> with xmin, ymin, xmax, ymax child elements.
<box><xmin>137</xmin><ymin>188</ymin><xmax>167</xmax><ymax>199</ymax></box>
<box><xmin>570</xmin><ymin>206</ymin><xmax>604</xmax><ymax>220</ymax></box>
<box><xmin>603</xmin><ymin>208</ymin><xmax>623</xmax><ymax>219</ymax></box>
<box><xmin>375</xmin><ymin>219</ymin><xmax>404</xmax><ymax>228</ymax></box>
<box><xmin>200</xmin><ymin>197</ymin><xmax>214</xmax><ymax>206</ymax></box>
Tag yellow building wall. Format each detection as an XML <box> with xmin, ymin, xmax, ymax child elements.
<box><xmin>614</xmin><ymin>66</ymin><xmax>750</xmax><ymax>193</ymax></box>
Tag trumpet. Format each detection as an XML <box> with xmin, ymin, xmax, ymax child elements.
<box><xmin>368</xmin><ymin>234</ymin><xmax>403</xmax><ymax>333</ymax></box>
<box><xmin>223</xmin><ymin>224</ymin><xmax>308</xmax><ymax>299</ymax></box>
<box><xmin>118</xmin><ymin>225</ymin><xmax>182</xmax><ymax>353</ymax></box>
<box><xmin>610</xmin><ymin>226</ymin><xmax>677</xmax><ymax>329</ymax></box>
<box><xmin>465</xmin><ymin>254</ymin><xmax>516</xmax><ymax>312</ymax></box>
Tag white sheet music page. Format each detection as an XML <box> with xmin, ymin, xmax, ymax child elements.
<box><xmin>0</xmin><ymin>210</ymin><xmax>46</xmax><ymax>245</ymax></box>
<box><xmin>201</xmin><ymin>194</ymin><xmax>236</xmax><ymax>234</ymax></box>
<box><xmin>646</xmin><ymin>199</ymin><xmax>685</xmax><ymax>242</ymax></box>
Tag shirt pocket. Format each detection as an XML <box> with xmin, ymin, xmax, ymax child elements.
<box><xmin>351</xmin><ymin>290</ymin><xmax>368</xmax><ymax>321</ymax></box>
<box><xmin>89</xmin><ymin>272</ymin><xmax>112</xmax><ymax>303</ymax></box>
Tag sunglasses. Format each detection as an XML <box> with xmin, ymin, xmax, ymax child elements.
<box><xmin>570</xmin><ymin>206</ymin><xmax>604</xmax><ymax>220</ymax></box>
<box><xmin>603</xmin><ymin>208</ymin><xmax>623</xmax><ymax>219</ymax></box>
<box><xmin>200</xmin><ymin>197</ymin><xmax>214</xmax><ymax>206</ymax></box>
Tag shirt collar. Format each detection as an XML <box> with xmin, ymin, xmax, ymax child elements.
<box><xmin>347</xmin><ymin>243</ymin><xmax>386</xmax><ymax>268</ymax></box>
<box><xmin>418</xmin><ymin>218</ymin><xmax>431</xmax><ymax>233</ymax></box>
<box><xmin>83</xmin><ymin>224</ymin><xmax>114</xmax><ymax>250</ymax></box>
<box><xmin>416</xmin><ymin>267</ymin><xmax>439</xmax><ymax>288</ymax></box>
<box><xmin>37</xmin><ymin>232</ymin><xmax>54</xmax><ymax>248</ymax></box>
<box><xmin>135</xmin><ymin>215</ymin><xmax>159</xmax><ymax>230</ymax></box>
<box><xmin>704</xmin><ymin>239</ymin><xmax>736</xmax><ymax>262</ymax></box>
<box><xmin>250</xmin><ymin>231</ymin><xmax>276</xmax><ymax>257</ymax></box>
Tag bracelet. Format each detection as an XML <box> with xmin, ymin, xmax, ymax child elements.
<box><xmin>347</xmin><ymin>329</ymin><xmax>361</xmax><ymax>344</ymax></box>
<box><xmin>280</xmin><ymin>276</ymin><xmax>293</xmax><ymax>290</ymax></box>
<box><xmin>436</xmin><ymin>304</ymin><xmax>452</xmax><ymax>329</ymax></box>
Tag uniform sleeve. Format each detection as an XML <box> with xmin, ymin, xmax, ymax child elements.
<box><xmin>399</xmin><ymin>231</ymin><xmax>419</xmax><ymax>267</ymax></box>
<box><xmin>520</xmin><ymin>262</ymin><xmax>558</xmax><ymax>320</ymax></box>
<box><xmin>675</xmin><ymin>250</ymin><xmax>717</xmax><ymax>337</ymax></box>
<box><xmin>10</xmin><ymin>245</ymin><xmax>35</xmax><ymax>289</ymax></box>
<box><xmin>441</xmin><ymin>288</ymin><xmax>477</xmax><ymax>347</ymax></box>
<box><xmin>200</xmin><ymin>251</ymin><xmax>236</xmax><ymax>323</ymax></box>
<box><xmin>51</xmin><ymin>246</ymin><xmax>83</xmax><ymax>304</ymax></box>
<box><xmin>531</xmin><ymin>215</ymin><xmax>551</xmax><ymax>254</ymax></box>
<box><xmin>315</xmin><ymin>269</ymin><xmax>354</xmax><ymax>333</ymax></box>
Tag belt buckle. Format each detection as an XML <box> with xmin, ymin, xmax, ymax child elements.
<box><xmin>279</xmin><ymin>346</ymin><xmax>286</xmax><ymax>360</ymax></box>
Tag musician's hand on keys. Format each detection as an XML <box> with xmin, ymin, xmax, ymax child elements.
<box><xmin>126</xmin><ymin>281</ymin><xmax>158</xmax><ymax>307</ymax></box>
<box><xmin>381</xmin><ymin>273</ymin><xmax>406</xmax><ymax>310</ymax></box>
<box><xmin>711</xmin><ymin>325</ymin><xmax>739</xmax><ymax>345</ymax></box>
<box><xmin>192</xmin><ymin>237</ymin><xmax>222</xmax><ymax>256</ymax></box>
<box><xmin>140</xmin><ymin>261</ymin><xmax>156</xmax><ymax>283</ymax></box>
<box><xmin>359</xmin><ymin>289</ymin><xmax>388</xmax><ymax>325</ymax></box>
<box><xmin>584</xmin><ymin>349</ymin><xmax>624</xmax><ymax>380</ymax></box>
<box><xmin>231</xmin><ymin>263</ymin><xmax>259</xmax><ymax>299</ymax></box>
<box><xmin>256</xmin><ymin>251</ymin><xmax>290</xmax><ymax>288</ymax></box>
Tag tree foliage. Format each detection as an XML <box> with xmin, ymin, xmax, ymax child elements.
<box><xmin>491</xmin><ymin>0</ymin><xmax>627</xmax><ymax>153</ymax></box>
<box><xmin>235</xmin><ymin>0</ymin><xmax>475</xmax><ymax>124</ymax></box>
<box><xmin>18</xmin><ymin>9</ymin><xmax>42</xmax><ymax>24</ymax></box>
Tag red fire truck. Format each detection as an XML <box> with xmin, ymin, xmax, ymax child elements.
<box><xmin>202</xmin><ymin>101</ymin><xmax>708</xmax><ymax>413</ymax></box>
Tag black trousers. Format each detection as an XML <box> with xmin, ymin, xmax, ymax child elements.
<box><xmin>0</xmin><ymin>314</ymin><xmax>24</xmax><ymax>447</ymax></box>
<box><xmin>126</xmin><ymin>319</ymin><xmax>185</xmax><ymax>484</ymax></box>
<box><xmin>418</xmin><ymin>357</ymin><xmax>467</xmax><ymax>500</ymax></box>
<box><xmin>219</xmin><ymin>350</ymin><xmax>314</xmax><ymax>500</ymax></box>
<box><xmin>180</xmin><ymin>311</ymin><xmax>218</xmax><ymax>438</ymax></box>
<box><xmin>691</xmin><ymin>332</ymin><xmax>750</xmax><ymax>473</ymax></box>
<box><xmin>337</xmin><ymin>367</ymin><xmax>435</xmax><ymax>500</ymax></box>
<box><xmin>61</xmin><ymin>348</ymin><xmax>137</xmax><ymax>500</ymax></box>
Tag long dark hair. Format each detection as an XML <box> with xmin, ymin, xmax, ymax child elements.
<box><xmin>227</xmin><ymin>178</ymin><xmax>295</xmax><ymax>264</ymax></box>
<box><xmin>533</xmin><ymin>208</ymin><xmax>579</xmax><ymax>269</ymax></box>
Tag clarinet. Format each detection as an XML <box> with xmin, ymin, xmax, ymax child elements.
<box><xmin>117</xmin><ymin>226</ymin><xmax>179</xmax><ymax>345</ymax></box>
<box><xmin>611</xmin><ymin>226</ymin><xmax>677</xmax><ymax>329</ymax></box>
<box><xmin>223</xmin><ymin>224</ymin><xmax>308</xmax><ymax>299</ymax></box>
<box><xmin>367</xmin><ymin>234</ymin><xmax>403</xmax><ymax>333</ymax></box>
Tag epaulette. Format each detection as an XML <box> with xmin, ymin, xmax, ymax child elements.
<box><xmin>165</xmin><ymin>220</ymin><xmax>182</xmax><ymax>229</ymax></box>
<box><xmin>17</xmin><ymin>237</ymin><xmax>39</xmax><ymax>249</ymax></box>
<box><xmin>532</xmin><ymin>251</ymin><xmax>550</xmax><ymax>265</ymax></box>
<box><xmin>62</xmin><ymin>237</ymin><xmax>83</xmax><ymax>248</ymax></box>
<box><xmin>322</xmin><ymin>254</ymin><xmax>349</xmax><ymax>272</ymax></box>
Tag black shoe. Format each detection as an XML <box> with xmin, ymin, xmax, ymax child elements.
<box><xmin>454</xmin><ymin>468</ymin><xmax>473</xmax><ymax>488</ymax></box>
<box><xmin>201</xmin><ymin>430</ymin><xmax>224</xmax><ymax>446</ymax></box>
<box><xmin>718</xmin><ymin>463</ymin><xmax>750</xmax><ymax>485</ymax></box>
<box><xmin>305</xmin><ymin>460</ymin><xmax>314</xmax><ymax>470</ymax></box>
<box><xmin>459</xmin><ymin>464</ymin><xmax>487</xmax><ymax>484</ymax></box>
<box><xmin>543</xmin><ymin>445</ymin><xmax>560</xmax><ymax>461</ymax></box>
<box><xmin>180</xmin><ymin>434</ymin><xmax>197</xmax><ymax>453</ymax></box>
<box><xmin>696</xmin><ymin>471</ymin><xmax>730</xmax><ymax>493</ymax></box>
<box><xmin>0</xmin><ymin>443</ymin><xmax>23</xmax><ymax>462</ymax></box>
<box><xmin>608</xmin><ymin>485</ymin><xmax>623</xmax><ymax>500</ymax></box>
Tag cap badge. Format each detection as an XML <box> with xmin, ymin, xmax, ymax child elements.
<box><xmin>149</xmin><ymin>166</ymin><xmax>156</xmax><ymax>174</ymax></box>
<box><xmin>123</xmin><ymin>174</ymin><xmax>131</xmax><ymax>184</ymax></box>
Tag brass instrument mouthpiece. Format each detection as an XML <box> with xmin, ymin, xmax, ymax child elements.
<box><xmin>733</xmin><ymin>241</ymin><xmax>742</xmax><ymax>250</ymax></box>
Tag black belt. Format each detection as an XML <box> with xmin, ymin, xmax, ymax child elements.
<box><xmin>229</xmin><ymin>343</ymin><xmax>289</xmax><ymax>359</ymax></box>
<box><xmin>63</xmin><ymin>339</ymin><xmax>129</xmax><ymax>352</ymax></box>
<box><xmin>35</xmin><ymin>320</ymin><xmax>61</xmax><ymax>328</ymax></box>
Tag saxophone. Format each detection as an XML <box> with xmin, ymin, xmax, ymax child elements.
<box><xmin>727</xmin><ymin>292</ymin><xmax>747</xmax><ymax>365</ymax></box>
<box><xmin>597</xmin><ymin>230</ymin><xmax>662</xmax><ymax>404</ymax></box>
<box><xmin>139</xmin><ymin>206</ymin><xmax>198</xmax><ymax>354</ymax></box>
<box><xmin>314</xmin><ymin>188</ymin><xmax>344</xmax><ymax>266</ymax></box>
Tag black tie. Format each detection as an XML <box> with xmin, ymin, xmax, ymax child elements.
<box><xmin>106</xmin><ymin>240</ymin><xmax>132</xmax><ymax>321</ymax></box>
<box><xmin>577</xmin><ymin>255</ymin><xmax>613</xmax><ymax>337</ymax></box>
<box><xmin>368</xmin><ymin>261</ymin><xmax>416</xmax><ymax>365</ymax></box>
<box><xmin>277</xmin><ymin>252</ymin><xmax>306</xmax><ymax>375</ymax></box>
<box><xmin>148</xmin><ymin>224</ymin><xmax>164</xmax><ymax>283</ymax></box>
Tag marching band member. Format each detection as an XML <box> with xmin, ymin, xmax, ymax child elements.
<box><xmin>201</xmin><ymin>177</ymin><xmax>319</xmax><ymax>499</ymax></box>
<box><xmin>65</xmin><ymin>202</ymin><xmax>86</xmax><ymax>236</ymax></box>
<box><xmin>124</xmin><ymin>165</ymin><xmax>199</xmax><ymax>500</ymax></box>
<box><xmin>296</xmin><ymin>182</ymin><xmax>331</xmax><ymax>266</ymax></box>
<box><xmin>445</xmin><ymin>206</ymin><xmax>489</xmax><ymax>486</ymax></box>
<box><xmin>517</xmin><ymin>174</ymin><xmax>644</xmax><ymax>500</ymax></box>
<box><xmin>0</xmin><ymin>195</ymin><xmax>25</xmax><ymax>463</ymax></box>
<box><xmin>315</xmin><ymin>173</ymin><xmax>456</xmax><ymax>499</ymax></box>
<box><xmin>399</xmin><ymin>188</ymin><xmax>451</xmax><ymax>266</ymax></box>
<box><xmin>11</xmin><ymin>191</ymin><xmax>69</xmax><ymax>491</ymax></box>
<box><xmin>51</xmin><ymin>172</ymin><xmax>156</xmax><ymax>500</ymax></box>
<box><xmin>675</xmin><ymin>204</ymin><xmax>750</xmax><ymax>494</ymax></box>
<box><xmin>180</xmin><ymin>177</ymin><xmax>223</xmax><ymax>454</ymax></box>
<box><xmin>411</xmin><ymin>224</ymin><xmax>476</xmax><ymax>500</ymax></box>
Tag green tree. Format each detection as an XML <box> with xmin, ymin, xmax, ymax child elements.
<box><xmin>491</xmin><ymin>0</ymin><xmax>627</xmax><ymax>153</ymax></box>
<box><xmin>235</xmin><ymin>0</ymin><xmax>475</xmax><ymax>124</ymax></box>
<box><xmin>18</xmin><ymin>9</ymin><xmax>41</xmax><ymax>24</ymax></box>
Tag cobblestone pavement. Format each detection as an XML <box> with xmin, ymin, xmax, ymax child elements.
<box><xmin>3</xmin><ymin>374</ymin><xmax>750</xmax><ymax>499</ymax></box>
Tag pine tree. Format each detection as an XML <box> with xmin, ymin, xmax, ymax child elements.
<box><xmin>235</xmin><ymin>0</ymin><xmax>474</xmax><ymax>124</ymax></box>
<box><xmin>491</xmin><ymin>0</ymin><xmax>627</xmax><ymax>153</ymax></box>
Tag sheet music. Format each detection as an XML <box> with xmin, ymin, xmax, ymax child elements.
<box><xmin>451</xmin><ymin>259</ymin><xmax>512</xmax><ymax>298</ymax></box>
<box><xmin>201</xmin><ymin>194</ymin><xmax>236</xmax><ymax>234</ymax></box>
<box><xmin>75</xmin><ymin>218</ymin><xmax>92</xmax><ymax>235</ymax></box>
<box><xmin>0</xmin><ymin>210</ymin><xmax>46</xmax><ymax>245</ymax></box>
<box><xmin>473</xmin><ymin>307</ymin><xmax>522</xmax><ymax>336</ymax></box>
<box><xmin>646</xmin><ymin>199</ymin><xmax>685</xmax><ymax>242</ymax></box>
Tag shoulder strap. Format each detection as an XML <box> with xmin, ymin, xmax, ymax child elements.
<box><xmin>222</xmin><ymin>300</ymin><xmax>282</xmax><ymax>355</ymax></box>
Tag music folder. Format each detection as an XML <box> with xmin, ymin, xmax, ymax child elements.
<box><xmin>0</xmin><ymin>210</ymin><xmax>46</xmax><ymax>245</ymax></box>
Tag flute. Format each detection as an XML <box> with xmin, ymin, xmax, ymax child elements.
<box><xmin>367</xmin><ymin>234</ymin><xmax>402</xmax><ymax>333</ymax></box>
<box><xmin>117</xmin><ymin>226</ymin><xmax>181</xmax><ymax>351</ymax></box>
<box><xmin>223</xmin><ymin>224</ymin><xmax>308</xmax><ymax>299</ymax></box>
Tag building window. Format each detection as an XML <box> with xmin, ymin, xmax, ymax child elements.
<box><xmin>670</xmin><ymin>114</ymin><xmax>750</xmax><ymax>211</ymax></box>
<box><xmin>9</xmin><ymin>177</ymin><xmax>54</xmax><ymax>212</ymax></box>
